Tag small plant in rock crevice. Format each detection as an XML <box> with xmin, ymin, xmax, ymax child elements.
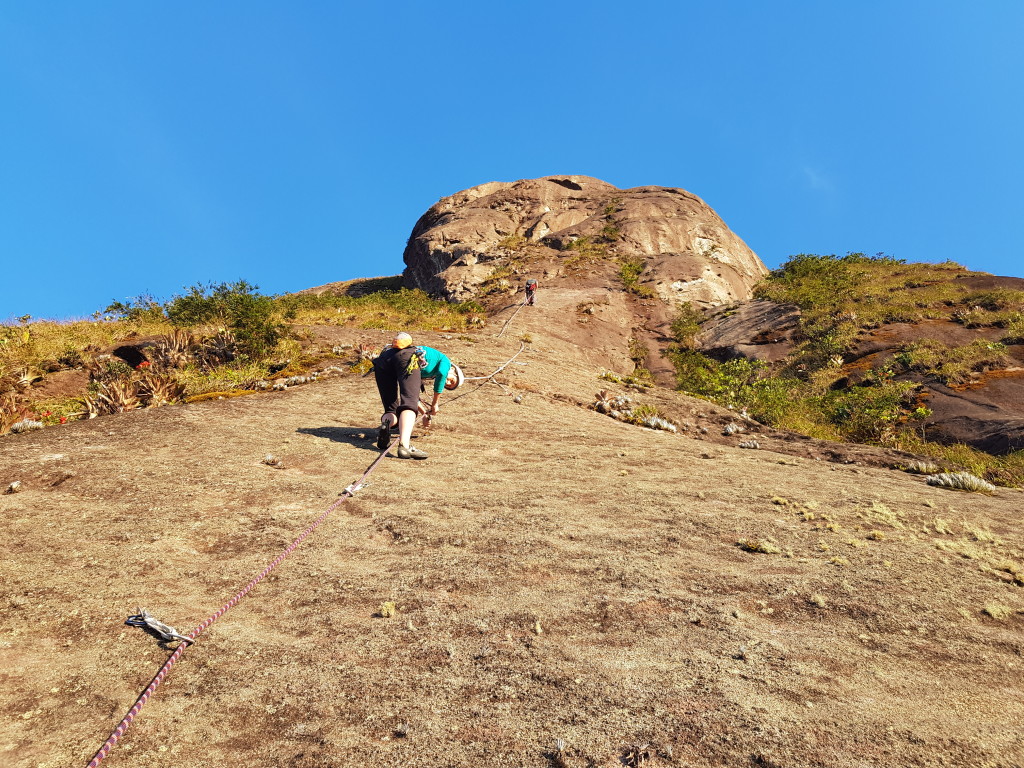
<box><xmin>599</xmin><ymin>370</ymin><xmax>653</xmax><ymax>389</ymax></box>
<box><xmin>982</xmin><ymin>603</ymin><xmax>1014</xmax><ymax>621</ymax></box>
<box><xmin>670</xmin><ymin>303</ymin><xmax>705</xmax><ymax>350</ymax></box>
<box><xmin>737</xmin><ymin>538</ymin><xmax>782</xmax><ymax>555</ymax></box>
<box><xmin>620</xmin><ymin>257</ymin><xmax>654</xmax><ymax>298</ymax></box>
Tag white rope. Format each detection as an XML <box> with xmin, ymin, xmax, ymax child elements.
<box><xmin>495</xmin><ymin>300</ymin><xmax>527</xmax><ymax>338</ymax></box>
<box><xmin>445</xmin><ymin>342</ymin><xmax>526</xmax><ymax>404</ymax></box>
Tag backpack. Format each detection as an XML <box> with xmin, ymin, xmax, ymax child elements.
<box><xmin>410</xmin><ymin>346</ymin><xmax>428</xmax><ymax>373</ymax></box>
<box><xmin>526</xmin><ymin>280</ymin><xmax>538</xmax><ymax>290</ymax></box>
<box><xmin>373</xmin><ymin>344</ymin><xmax>427</xmax><ymax>375</ymax></box>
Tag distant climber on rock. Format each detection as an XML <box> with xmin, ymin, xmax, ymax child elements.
<box><xmin>373</xmin><ymin>332</ymin><xmax>463</xmax><ymax>459</ymax></box>
<box><xmin>525</xmin><ymin>279</ymin><xmax>538</xmax><ymax>306</ymax></box>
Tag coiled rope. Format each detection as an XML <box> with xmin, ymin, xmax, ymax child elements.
<box><xmin>85</xmin><ymin>439</ymin><xmax>395</xmax><ymax>767</ymax></box>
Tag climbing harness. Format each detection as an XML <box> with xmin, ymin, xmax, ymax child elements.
<box><xmin>417</xmin><ymin>346</ymin><xmax>523</xmax><ymax>425</ymax></box>
<box><xmin>85</xmin><ymin>438</ymin><xmax>394</xmax><ymax>767</ymax></box>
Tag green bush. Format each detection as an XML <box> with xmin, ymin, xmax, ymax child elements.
<box><xmin>562</xmin><ymin>236</ymin><xmax>609</xmax><ymax>266</ymax></box>
<box><xmin>666</xmin><ymin>347</ymin><xmax>917</xmax><ymax>443</ymax></box>
<box><xmin>670</xmin><ymin>303</ymin><xmax>704</xmax><ymax>349</ymax></box>
<box><xmin>619</xmin><ymin>257</ymin><xmax>654</xmax><ymax>297</ymax></box>
<box><xmin>754</xmin><ymin>253</ymin><xmax>901</xmax><ymax>311</ymax></box>
<box><xmin>600</xmin><ymin>197</ymin><xmax>622</xmax><ymax>242</ymax></box>
<box><xmin>166</xmin><ymin>281</ymin><xmax>283</xmax><ymax>359</ymax></box>
<box><xmin>669</xmin><ymin>348</ymin><xmax>797</xmax><ymax>425</ymax></box>
<box><xmin>816</xmin><ymin>373</ymin><xmax>918</xmax><ymax>443</ymax></box>
<box><xmin>103</xmin><ymin>294</ymin><xmax>166</xmax><ymax>323</ymax></box>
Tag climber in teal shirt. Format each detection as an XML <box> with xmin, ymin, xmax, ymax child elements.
<box><xmin>374</xmin><ymin>334</ymin><xmax>465</xmax><ymax>459</ymax></box>
<box><xmin>419</xmin><ymin>346</ymin><xmax>452</xmax><ymax>393</ymax></box>
<box><xmin>417</xmin><ymin>346</ymin><xmax>464</xmax><ymax>422</ymax></box>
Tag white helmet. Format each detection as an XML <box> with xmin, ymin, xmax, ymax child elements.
<box><xmin>447</xmin><ymin>364</ymin><xmax>464</xmax><ymax>390</ymax></box>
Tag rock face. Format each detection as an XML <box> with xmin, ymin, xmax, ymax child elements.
<box><xmin>696</xmin><ymin>301</ymin><xmax>1024</xmax><ymax>456</ymax></box>
<box><xmin>696</xmin><ymin>300</ymin><xmax>802</xmax><ymax>362</ymax></box>
<box><xmin>924</xmin><ymin>377</ymin><xmax>1024</xmax><ymax>455</ymax></box>
<box><xmin>403</xmin><ymin>175</ymin><xmax>767</xmax><ymax>305</ymax></box>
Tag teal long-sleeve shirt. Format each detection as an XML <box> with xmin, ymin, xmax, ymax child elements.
<box><xmin>419</xmin><ymin>346</ymin><xmax>452</xmax><ymax>394</ymax></box>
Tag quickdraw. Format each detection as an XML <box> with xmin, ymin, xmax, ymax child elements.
<box><xmin>125</xmin><ymin>608</ymin><xmax>193</xmax><ymax>646</ymax></box>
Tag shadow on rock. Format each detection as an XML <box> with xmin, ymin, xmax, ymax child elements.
<box><xmin>297</xmin><ymin>426</ymin><xmax>377</xmax><ymax>450</ymax></box>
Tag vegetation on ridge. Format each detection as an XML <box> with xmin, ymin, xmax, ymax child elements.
<box><xmin>667</xmin><ymin>253</ymin><xmax>1024</xmax><ymax>485</ymax></box>
<box><xmin>1</xmin><ymin>279</ymin><xmax>482</xmax><ymax>436</ymax></box>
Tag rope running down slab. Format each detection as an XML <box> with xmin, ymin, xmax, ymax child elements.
<box><xmin>445</xmin><ymin>342</ymin><xmax>526</xmax><ymax>405</ymax></box>
<box><xmin>495</xmin><ymin>299</ymin><xmax>527</xmax><ymax>338</ymax></box>
<box><xmin>87</xmin><ymin>342</ymin><xmax>524</xmax><ymax>765</ymax></box>
<box><xmin>85</xmin><ymin>439</ymin><xmax>396</xmax><ymax>767</ymax></box>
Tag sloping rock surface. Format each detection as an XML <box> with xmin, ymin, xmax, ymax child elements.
<box><xmin>3</xmin><ymin>296</ymin><xmax>1023</xmax><ymax>768</ymax></box>
<box><xmin>923</xmin><ymin>363</ymin><xmax>1024</xmax><ymax>454</ymax></box>
<box><xmin>696</xmin><ymin>300</ymin><xmax>802</xmax><ymax>362</ymax></box>
<box><xmin>403</xmin><ymin>175</ymin><xmax>767</xmax><ymax>306</ymax></box>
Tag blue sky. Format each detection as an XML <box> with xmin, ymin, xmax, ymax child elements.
<box><xmin>3</xmin><ymin>2</ymin><xmax>1022</xmax><ymax>320</ymax></box>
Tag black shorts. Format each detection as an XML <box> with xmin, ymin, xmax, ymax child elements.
<box><xmin>373</xmin><ymin>347</ymin><xmax>422</xmax><ymax>416</ymax></box>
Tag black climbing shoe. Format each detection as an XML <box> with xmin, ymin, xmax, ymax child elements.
<box><xmin>377</xmin><ymin>421</ymin><xmax>392</xmax><ymax>450</ymax></box>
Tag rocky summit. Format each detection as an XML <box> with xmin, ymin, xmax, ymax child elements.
<box><xmin>402</xmin><ymin>175</ymin><xmax>767</xmax><ymax>306</ymax></box>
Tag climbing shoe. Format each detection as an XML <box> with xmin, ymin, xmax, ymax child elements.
<box><xmin>396</xmin><ymin>444</ymin><xmax>429</xmax><ymax>460</ymax></box>
<box><xmin>377</xmin><ymin>422</ymin><xmax>392</xmax><ymax>450</ymax></box>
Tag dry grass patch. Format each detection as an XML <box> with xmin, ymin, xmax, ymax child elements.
<box><xmin>927</xmin><ymin>472</ymin><xmax>997</xmax><ymax>494</ymax></box>
<box><xmin>861</xmin><ymin>501</ymin><xmax>905</xmax><ymax>529</ymax></box>
<box><xmin>737</xmin><ymin>538</ymin><xmax>782</xmax><ymax>555</ymax></box>
<box><xmin>982</xmin><ymin>603</ymin><xmax>1014</xmax><ymax>621</ymax></box>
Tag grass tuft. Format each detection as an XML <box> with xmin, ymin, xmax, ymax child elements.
<box><xmin>926</xmin><ymin>472</ymin><xmax>997</xmax><ymax>494</ymax></box>
<box><xmin>737</xmin><ymin>538</ymin><xmax>782</xmax><ymax>555</ymax></box>
<box><xmin>982</xmin><ymin>603</ymin><xmax>1014</xmax><ymax>621</ymax></box>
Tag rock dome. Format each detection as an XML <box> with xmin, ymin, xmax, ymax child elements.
<box><xmin>402</xmin><ymin>175</ymin><xmax>767</xmax><ymax>305</ymax></box>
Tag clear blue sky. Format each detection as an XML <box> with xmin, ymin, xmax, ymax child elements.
<box><xmin>3</xmin><ymin>2</ymin><xmax>1022</xmax><ymax>320</ymax></box>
